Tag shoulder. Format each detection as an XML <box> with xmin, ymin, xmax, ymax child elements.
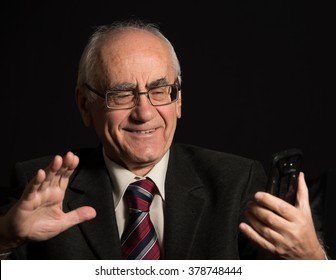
<box><xmin>308</xmin><ymin>167</ymin><xmax>336</xmax><ymax>203</ymax></box>
<box><xmin>170</xmin><ymin>143</ymin><xmax>266</xmax><ymax>181</ymax></box>
<box><xmin>168</xmin><ymin>143</ymin><xmax>267</xmax><ymax>206</ymax></box>
<box><xmin>11</xmin><ymin>147</ymin><xmax>100</xmax><ymax>186</ymax></box>
<box><xmin>171</xmin><ymin>143</ymin><xmax>261</xmax><ymax>168</ymax></box>
<box><xmin>15</xmin><ymin>147</ymin><xmax>96</xmax><ymax>169</ymax></box>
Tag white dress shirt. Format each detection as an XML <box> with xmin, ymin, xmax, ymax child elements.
<box><xmin>102</xmin><ymin>148</ymin><xmax>169</xmax><ymax>252</ymax></box>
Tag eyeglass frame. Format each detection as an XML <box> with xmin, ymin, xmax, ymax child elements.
<box><xmin>83</xmin><ymin>80</ymin><xmax>181</xmax><ymax>110</ymax></box>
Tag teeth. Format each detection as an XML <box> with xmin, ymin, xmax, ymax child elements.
<box><xmin>133</xmin><ymin>129</ymin><xmax>156</xmax><ymax>134</ymax></box>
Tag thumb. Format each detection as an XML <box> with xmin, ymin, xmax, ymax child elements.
<box><xmin>63</xmin><ymin>206</ymin><xmax>96</xmax><ymax>230</ymax></box>
<box><xmin>295</xmin><ymin>172</ymin><xmax>310</xmax><ymax>211</ymax></box>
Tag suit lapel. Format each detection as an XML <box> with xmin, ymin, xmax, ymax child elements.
<box><xmin>67</xmin><ymin>148</ymin><xmax>121</xmax><ymax>259</ymax></box>
<box><xmin>64</xmin><ymin>145</ymin><xmax>209</xmax><ymax>259</ymax></box>
<box><xmin>164</xmin><ymin>145</ymin><xmax>209</xmax><ymax>259</ymax></box>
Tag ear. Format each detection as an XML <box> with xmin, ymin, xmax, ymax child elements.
<box><xmin>176</xmin><ymin>90</ymin><xmax>182</xmax><ymax>118</ymax></box>
<box><xmin>76</xmin><ymin>88</ymin><xmax>92</xmax><ymax>127</ymax></box>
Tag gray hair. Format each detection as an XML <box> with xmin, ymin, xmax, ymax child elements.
<box><xmin>76</xmin><ymin>19</ymin><xmax>181</xmax><ymax>101</ymax></box>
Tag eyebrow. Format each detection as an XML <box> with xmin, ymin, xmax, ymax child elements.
<box><xmin>107</xmin><ymin>78</ymin><xmax>169</xmax><ymax>91</ymax></box>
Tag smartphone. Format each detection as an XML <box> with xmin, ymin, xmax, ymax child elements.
<box><xmin>266</xmin><ymin>148</ymin><xmax>303</xmax><ymax>205</ymax></box>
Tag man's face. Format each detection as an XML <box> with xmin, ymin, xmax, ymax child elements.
<box><xmin>78</xmin><ymin>30</ymin><xmax>181</xmax><ymax>175</ymax></box>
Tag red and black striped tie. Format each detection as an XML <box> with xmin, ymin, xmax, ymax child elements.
<box><xmin>121</xmin><ymin>178</ymin><xmax>161</xmax><ymax>260</ymax></box>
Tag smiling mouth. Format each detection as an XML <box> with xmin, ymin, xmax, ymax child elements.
<box><xmin>126</xmin><ymin>128</ymin><xmax>157</xmax><ymax>134</ymax></box>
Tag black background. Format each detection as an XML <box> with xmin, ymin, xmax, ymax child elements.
<box><xmin>1</xmin><ymin>1</ymin><xmax>334</xmax><ymax>186</ymax></box>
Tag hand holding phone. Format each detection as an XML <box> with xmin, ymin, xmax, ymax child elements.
<box><xmin>266</xmin><ymin>148</ymin><xmax>303</xmax><ymax>205</ymax></box>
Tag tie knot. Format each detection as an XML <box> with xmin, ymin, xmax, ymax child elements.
<box><xmin>125</xmin><ymin>178</ymin><xmax>156</xmax><ymax>212</ymax></box>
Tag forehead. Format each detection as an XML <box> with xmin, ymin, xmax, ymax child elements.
<box><xmin>99</xmin><ymin>30</ymin><xmax>176</xmax><ymax>84</ymax></box>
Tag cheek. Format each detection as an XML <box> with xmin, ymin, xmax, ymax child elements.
<box><xmin>91</xmin><ymin>110</ymin><xmax>125</xmax><ymax>141</ymax></box>
<box><xmin>160</xmin><ymin>108</ymin><xmax>179</xmax><ymax>137</ymax></box>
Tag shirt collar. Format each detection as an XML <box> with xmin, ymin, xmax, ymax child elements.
<box><xmin>102</xmin><ymin>148</ymin><xmax>169</xmax><ymax>208</ymax></box>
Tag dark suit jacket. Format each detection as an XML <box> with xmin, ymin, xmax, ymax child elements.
<box><xmin>2</xmin><ymin>143</ymin><xmax>272</xmax><ymax>259</ymax></box>
<box><xmin>308</xmin><ymin>168</ymin><xmax>336</xmax><ymax>259</ymax></box>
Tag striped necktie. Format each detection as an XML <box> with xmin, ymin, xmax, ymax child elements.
<box><xmin>121</xmin><ymin>178</ymin><xmax>161</xmax><ymax>260</ymax></box>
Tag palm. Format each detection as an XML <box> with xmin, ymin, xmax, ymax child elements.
<box><xmin>4</xmin><ymin>152</ymin><xmax>96</xmax><ymax>243</ymax></box>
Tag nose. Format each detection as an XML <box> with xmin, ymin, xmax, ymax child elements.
<box><xmin>130</xmin><ymin>93</ymin><xmax>156</xmax><ymax>121</ymax></box>
<box><xmin>138</xmin><ymin>92</ymin><xmax>152</xmax><ymax>104</ymax></box>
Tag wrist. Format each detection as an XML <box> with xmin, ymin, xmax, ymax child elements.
<box><xmin>0</xmin><ymin>215</ymin><xmax>25</xmax><ymax>253</ymax></box>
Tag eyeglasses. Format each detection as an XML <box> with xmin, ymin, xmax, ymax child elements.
<box><xmin>84</xmin><ymin>81</ymin><xmax>180</xmax><ymax>110</ymax></box>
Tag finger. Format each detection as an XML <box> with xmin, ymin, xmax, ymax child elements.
<box><xmin>253</xmin><ymin>191</ymin><xmax>296</xmax><ymax>221</ymax></box>
<box><xmin>58</xmin><ymin>152</ymin><xmax>79</xmax><ymax>178</ymax></box>
<box><xmin>239</xmin><ymin>222</ymin><xmax>277</xmax><ymax>254</ymax></box>
<box><xmin>62</xmin><ymin>151</ymin><xmax>79</xmax><ymax>170</ymax></box>
<box><xmin>56</xmin><ymin>152</ymin><xmax>79</xmax><ymax>189</ymax></box>
<box><xmin>62</xmin><ymin>206</ymin><xmax>96</xmax><ymax>231</ymax></box>
<box><xmin>295</xmin><ymin>172</ymin><xmax>310</xmax><ymax>210</ymax></box>
<box><xmin>41</xmin><ymin>152</ymin><xmax>77</xmax><ymax>190</ymax></box>
<box><xmin>40</xmin><ymin>155</ymin><xmax>64</xmax><ymax>190</ymax></box>
<box><xmin>21</xmin><ymin>169</ymin><xmax>46</xmax><ymax>199</ymax></box>
<box><xmin>295</xmin><ymin>172</ymin><xmax>316</xmax><ymax>230</ymax></box>
<box><xmin>245</xmin><ymin>202</ymin><xmax>288</xmax><ymax>242</ymax></box>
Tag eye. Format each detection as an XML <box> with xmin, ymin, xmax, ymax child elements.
<box><xmin>151</xmin><ymin>89</ymin><xmax>165</xmax><ymax>95</ymax></box>
<box><xmin>111</xmin><ymin>91</ymin><xmax>134</xmax><ymax>99</ymax></box>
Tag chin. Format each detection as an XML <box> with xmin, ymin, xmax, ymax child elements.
<box><xmin>129</xmin><ymin>148</ymin><xmax>163</xmax><ymax>165</ymax></box>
